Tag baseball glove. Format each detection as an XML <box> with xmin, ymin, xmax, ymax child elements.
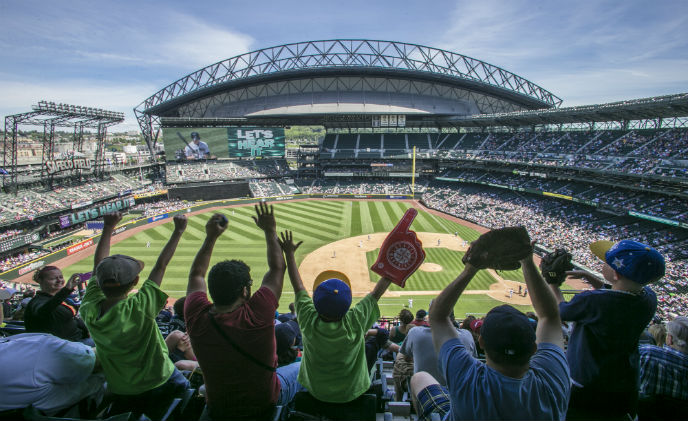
<box><xmin>462</xmin><ymin>226</ymin><xmax>532</xmax><ymax>270</ymax></box>
<box><xmin>539</xmin><ymin>248</ymin><xmax>574</xmax><ymax>285</ymax></box>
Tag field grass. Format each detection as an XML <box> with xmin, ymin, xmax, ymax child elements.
<box><xmin>64</xmin><ymin>200</ymin><xmax>535</xmax><ymax>316</ymax></box>
<box><xmin>365</xmin><ymin>248</ymin><xmax>526</xmax><ymax>292</ymax></box>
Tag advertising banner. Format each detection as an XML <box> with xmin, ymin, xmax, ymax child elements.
<box><xmin>67</xmin><ymin>238</ymin><xmax>94</xmax><ymax>255</ymax></box>
<box><xmin>18</xmin><ymin>260</ymin><xmax>46</xmax><ymax>276</ymax></box>
<box><xmin>148</xmin><ymin>213</ymin><xmax>170</xmax><ymax>223</ymax></box>
<box><xmin>60</xmin><ymin>197</ymin><xmax>136</xmax><ymax>228</ymax></box>
<box><xmin>628</xmin><ymin>211</ymin><xmax>679</xmax><ymax>226</ymax></box>
<box><xmin>543</xmin><ymin>192</ymin><xmax>573</xmax><ymax>201</ymax></box>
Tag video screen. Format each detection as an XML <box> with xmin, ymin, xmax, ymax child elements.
<box><xmin>162</xmin><ymin>127</ymin><xmax>285</xmax><ymax>161</ymax></box>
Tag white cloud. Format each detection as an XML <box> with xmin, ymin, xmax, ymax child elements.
<box><xmin>157</xmin><ymin>13</ymin><xmax>255</xmax><ymax>69</ymax></box>
<box><xmin>435</xmin><ymin>0</ymin><xmax>688</xmax><ymax>104</ymax></box>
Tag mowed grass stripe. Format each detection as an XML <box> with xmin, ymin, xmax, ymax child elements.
<box><xmin>350</xmin><ymin>201</ymin><xmax>362</xmax><ymax>237</ymax></box>
<box><xmin>381</xmin><ymin>201</ymin><xmax>408</xmax><ymax>230</ymax></box>
<box><xmin>281</xmin><ymin>206</ymin><xmax>341</xmax><ymax>233</ymax></box>
<box><xmin>222</xmin><ymin>218</ymin><xmax>270</xmax><ymax>242</ymax></box>
<box><xmin>285</xmin><ymin>201</ymin><xmax>342</xmax><ymax>215</ymax></box>
<box><xmin>418</xmin><ymin>211</ymin><xmax>447</xmax><ymax>233</ymax></box>
<box><xmin>371</xmin><ymin>201</ymin><xmax>393</xmax><ymax>232</ymax></box>
<box><xmin>276</xmin><ymin>213</ymin><xmax>339</xmax><ymax>239</ymax></box>
<box><xmin>359</xmin><ymin>201</ymin><xmax>374</xmax><ymax>234</ymax></box>
<box><xmin>283</xmin><ymin>202</ymin><xmax>342</xmax><ymax>221</ymax></box>
<box><xmin>361</xmin><ymin>201</ymin><xmax>381</xmax><ymax>233</ymax></box>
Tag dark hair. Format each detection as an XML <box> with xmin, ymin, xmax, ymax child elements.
<box><xmin>461</xmin><ymin>315</ymin><xmax>476</xmax><ymax>330</ymax></box>
<box><xmin>416</xmin><ymin>309</ymin><xmax>427</xmax><ymax>320</ymax></box>
<box><xmin>399</xmin><ymin>309</ymin><xmax>414</xmax><ymax>324</ymax></box>
<box><xmin>173</xmin><ymin>296</ymin><xmax>186</xmax><ymax>318</ymax></box>
<box><xmin>208</xmin><ymin>260</ymin><xmax>252</xmax><ymax>306</ymax></box>
<box><xmin>33</xmin><ymin>266</ymin><xmax>60</xmax><ymax>283</ymax></box>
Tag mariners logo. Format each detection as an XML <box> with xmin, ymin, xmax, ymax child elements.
<box><xmin>386</xmin><ymin>241</ymin><xmax>418</xmax><ymax>270</ymax></box>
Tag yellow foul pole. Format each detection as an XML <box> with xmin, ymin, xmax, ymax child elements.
<box><xmin>411</xmin><ymin>146</ymin><xmax>416</xmax><ymax>196</ymax></box>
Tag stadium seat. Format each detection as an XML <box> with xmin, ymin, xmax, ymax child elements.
<box><xmin>291</xmin><ymin>392</ymin><xmax>376</xmax><ymax>421</ymax></box>
<box><xmin>158</xmin><ymin>399</ymin><xmax>181</xmax><ymax>421</ymax></box>
<box><xmin>21</xmin><ymin>405</ymin><xmax>141</xmax><ymax>421</ymax></box>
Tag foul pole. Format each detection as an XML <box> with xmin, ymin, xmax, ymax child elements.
<box><xmin>411</xmin><ymin>146</ymin><xmax>416</xmax><ymax>196</ymax></box>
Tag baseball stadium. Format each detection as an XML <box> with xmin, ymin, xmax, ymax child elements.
<box><xmin>2</xmin><ymin>38</ymin><xmax>687</xmax><ymax>420</ymax></box>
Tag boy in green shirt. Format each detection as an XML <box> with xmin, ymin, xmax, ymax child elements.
<box><xmin>80</xmin><ymin>212</ymin><xmax>189</xmax><ymax>420</ymax></box>
<box><xmin>278</xmin><ymin>231</ymin><xmax>396</xmax><ymax>403</ymax></box>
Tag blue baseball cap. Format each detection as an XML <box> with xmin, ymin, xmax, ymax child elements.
<box><xmin>313</xmin><ymin>278</ymin><xmax>352</xmax><ymax>320</ymax></box>
<box><xmin>590</xmin><ymin>240</ymin><xmax>665</xmax><ymax>285</ymax></box>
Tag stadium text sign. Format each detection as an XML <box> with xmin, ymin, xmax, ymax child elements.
<box><xmin>228</xmin><ymin>127</ymin><xmax>285</xmax><ymax>158</ymax></box>
<box><xmin>59</xmin><ymin>197</ymin><xmax>135</xmax><ymax>228</ymax></box>
<box><xmin>45</xmin><ymin>158</ymin><xmax>93</xmax><ymax>175</ymax></box>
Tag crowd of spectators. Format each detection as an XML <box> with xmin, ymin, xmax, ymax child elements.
<box><xmin>130</xmin><ymin>199</ymin><xmax>189</xmax><ymax>218</ymax></box>
<box><xmin>0</xmin><ymin>250</ymin><xmax>50</xmax><ymax>272</ymax></box>
<box><xmin>166</xmin><ymin>160</ymin><xmax>289</xmax><ymax>184</ymax></box>
<box><xmin>0</xmin><ymin>175</ymin><xmax>142</xmax><ymax>224</ymax></box>
<box><xmin>440</xmin><ymin>167</ymin><xmax>688</xmax><ymax>222</ymax></box>
<box><xmin>423</xmin><ymin>181</ymin><xmax>688</xmax><ymax>319</ymax></box>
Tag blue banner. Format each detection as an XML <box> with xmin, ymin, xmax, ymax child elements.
<box><xmin>148</xmin><ymin>213</ymin><xmax>169</xmax><ymax>223</ymax></box>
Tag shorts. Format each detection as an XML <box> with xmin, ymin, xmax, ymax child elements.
<box><xmin>417</xmin><ymin>384</ymin><xmax>450</xmax><ymax>421</ymax></box>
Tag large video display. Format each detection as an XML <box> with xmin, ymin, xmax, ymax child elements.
<box><xmin>163</xmin><ymin>127</ymin><xmax>285</xmax><ymax>161</ymax></box>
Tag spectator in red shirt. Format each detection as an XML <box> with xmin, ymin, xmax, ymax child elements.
<box><xmin>184</xmin><ymin>204</ymin><xmax>301</xmax><ymax>420</ymax></box>
<box><xmin>410</xmin><ymin>309</ymin><xmax>430</xmax><ymax>327</ymax></box>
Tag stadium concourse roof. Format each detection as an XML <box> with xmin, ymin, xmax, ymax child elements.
<box><xmin>448</xmin><ymin>93</ymin><xmax>688</xmax><ymax>128</ymax></box>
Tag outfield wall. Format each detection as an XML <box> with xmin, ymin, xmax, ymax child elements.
<box><xmin>0</xmin><ymin>193</ymin><xmax>415</xmax><ymax>282</ymax></box>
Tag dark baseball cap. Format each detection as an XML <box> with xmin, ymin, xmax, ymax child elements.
<box><xmin>96</xmin><ymin>254</ymin><xmax>144</xmax><ymax>287</ymax></box>
<box><xmin>590</xmin><ymin>240</ymin><xmax>665</xmax><ymax>285</ymax></box>
<box><xmin>480</xmin><ymin>305</ymin><xmax>536</xmax><ymax>362</ymax></box>
<box><xmin>190</xmin><ymin>132</ymin><xmax>200</xmax><ymax>140</ymax></box>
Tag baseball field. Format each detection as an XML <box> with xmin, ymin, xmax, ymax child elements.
<box><xmin>63</xmin><ymin>200</ymin><xmax>536</xmax><ymax>317</ymax></box>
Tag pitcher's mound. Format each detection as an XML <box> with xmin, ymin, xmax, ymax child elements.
<box><xmin>419</xmin><ymin>263</ymin><xmax>443</xmax><ymax>272</ymax></box>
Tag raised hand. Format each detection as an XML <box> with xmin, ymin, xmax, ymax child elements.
<box><xmin>252</xmin><ymin>202</ymin><xmax>276</xmax><ymax>233</ymax></box>
<box><xmin>173</xmin><ymin>214</ymin><xmax>188</xmax><ymax>233</ymax></box>
<box><xmin>371</xmin><ymin>208</ymin><xmax>426</xmax><ymax>288</ymax></box>
<box><xmin>206</xmin><ymin>213</ymin><xmax>228</xmax><ymax>238</ymax></box>
<box><xmin>103</xmin><ymin>212</ymin><xmax>122</xmax><ymax>228</ymax></box>
<box><xmin>65</xmin><ymin>273</ymin><xmax>81</xmax><ymax>290</ymax></box>
<box><xmin>278</xmin><ymin>231</ymin><xmax>303</xmax><ymax>255</ymax></box>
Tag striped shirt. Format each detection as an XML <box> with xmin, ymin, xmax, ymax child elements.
<box><xmin>639</xmin><ymin>344</ymin><xmax>688</xmax><ymax>400</ymax></box>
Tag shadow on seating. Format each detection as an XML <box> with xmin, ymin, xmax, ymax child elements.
<box><xmin>638</xmin><ymin>395</ymin><xmax>688</xmax><ymax>421</ymax></box>
<box><xmin>291</xmin><ymin>392</ymin><xmax>376</xmax><ymax>421</ymax></box>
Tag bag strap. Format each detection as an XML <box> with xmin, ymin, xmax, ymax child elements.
<box><xmin>207</xmin><ymin>312</ymin><xmax>276</xmax><ymax>372</ymax></box>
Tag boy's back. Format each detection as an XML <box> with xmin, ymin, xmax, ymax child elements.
<box><xmin>80</xmin><ymin>278</ymin><xmax>174</xmax><ymax>394</ymax></box>
<box><xmin>295</xmin><ymin>290</ymin><xmax>380</xmax><ymax>403</ymax></box>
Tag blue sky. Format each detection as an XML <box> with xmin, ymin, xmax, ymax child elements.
<box><xmin>1</xmin><ymin>0</ymin><xmax>686</xmax><ymax>131</ymax></box>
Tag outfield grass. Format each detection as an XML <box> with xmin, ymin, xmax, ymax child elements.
<box><xmin>365</xmin><ymin>248</ymin><xmax>526</xmax><ymax>292</ymax></box>
<box><xmin>64</xmin><ymin>200</ymin><xmax>535</xmax><ymax>316</ymax></box>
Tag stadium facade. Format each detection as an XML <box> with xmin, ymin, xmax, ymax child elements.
<box><xmin>134</xmin><ymin>39</ymin><xmax>562</xmax><ymax>154</ymax></box>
